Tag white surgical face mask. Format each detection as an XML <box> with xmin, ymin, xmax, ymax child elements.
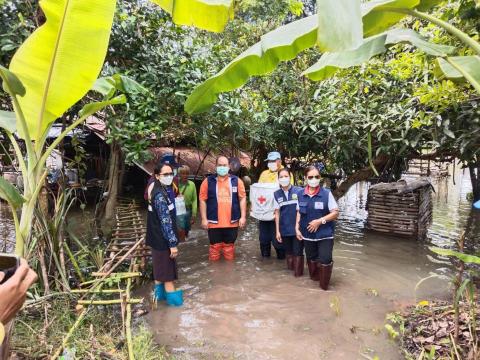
<box><xmin>160</xmin><ymin>175</ymin><xmax>174</xmax><ymax>186</ymax></box>
<box><xmin>307</xmin><ymin>178</ymin><xmax>320</xmax><ymax>188</ymax></box>
<box><xmin>268</xmin><ymin>162</ymin><xmax>278</xmax><ymax>172</ymax></box>
<box><xmin>279</xmin><ymin>177</ymin><xmax>290</xmax><ymax>187</ymax></box>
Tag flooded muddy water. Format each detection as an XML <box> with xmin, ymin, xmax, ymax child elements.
<box><xmin>143</xmin><ymin>169</ymin><xmax>479</xmax><ymax>360</ymax></box>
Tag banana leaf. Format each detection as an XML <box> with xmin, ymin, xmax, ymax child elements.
<box><xmin>303</xmin><ymin>28</ymin><xmax>455</xmax><ymax>81</ymax></box>
<box><xmin>430</xmin><ymin>247</ymin><xmax>480</xmax><ymax>265</ymax></box>
<box><xmin>150</xmin><ymin>0</ymin><xmax>234</xmax><ymax>33</ymax></box>
<box><xmin>0</xmin><ymin>176</ymin><xmax>25</xmax><ymax>209</ymax></box>
<box><xmin>316</xmin><ymin>0</ymin><xmax>363</xmax><ymax>52</ymax></box>
<box><xmin>434</xmin><ymin>56</ymin><xmax>480</xmax><ymax>93</ymax></box>
<box><xmin>9</xmin><ymin>0</ymin><xmax>117</xmax><ymax>141</ymax></box>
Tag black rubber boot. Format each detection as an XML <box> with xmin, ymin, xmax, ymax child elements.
<box><xmin>275</xmin><ymin>248</ymin><xmax>286</xmax><ymax>260</ymax></box>
<box><xmin>317</xmin><ymin>261</ymin><xmax>333</xmax><ymax>290</ymax></box>
<box><xmin>260</xmin><ymin>244</ymin><xmax>271</xmax><ymax>258</ymax></box>
<box><xmin>292</xmin><ymin>255</ymin><xmax>304</xmax><ymax>277</ymax></box>
<box><xmin>307</xmin><ymin>260</ymin><xmax>319</xmax><ymax>281</ymax></box>
<box><xmin>286</xmin><ymin>255</ymin><xmax>294</xmax><ymax>270</ymax></box>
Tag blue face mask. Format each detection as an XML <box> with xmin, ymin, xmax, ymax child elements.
<box><xmin>216</xmin><ymin>166</ymin><xmax>229</xmax><ymax>176</ymax></box>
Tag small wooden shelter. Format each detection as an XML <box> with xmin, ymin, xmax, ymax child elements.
<box><xmin>366</xmin><ymin>179</ymin><xmax>433</xmax><ymax>239</ymax></box>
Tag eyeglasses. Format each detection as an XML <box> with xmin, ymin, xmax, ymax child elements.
<box><xmin>307</xmin><ymin>175</ymin><xmax>321</xmax><ymax>180</ymax></box>
<box><xmin>160</xmin><ymin>173</ymin><xmax>174</xmax><ymax>176</ymax></box>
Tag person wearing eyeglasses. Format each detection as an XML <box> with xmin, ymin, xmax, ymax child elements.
<box><xmin>296</xmin><ymin>165</ymin><xmax>339</xmax><ymax>290</ymax></box>
<box><xmin>146</xmin><ymin>162</ymin><xmax>183</xmax><ymax>307</ymax></box>
<box><xmin>273</xmin><ymin>168</ymin><xmax>304</xmax><ymax>277</ymax></box>
<box><xmin>199</xmin><ymin>156</ymin><xmax>247</xmax><ymax>261</ymax></box>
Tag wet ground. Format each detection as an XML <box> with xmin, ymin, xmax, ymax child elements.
<box><xmin>142</xmin><ymin>169</ymin><xmax>479</xmax><ymax>360</ymax></box>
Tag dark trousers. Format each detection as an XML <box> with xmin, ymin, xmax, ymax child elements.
<box><xmin>208</xmin><ymin>227</ymin><xmax>238</xmax><ymax>244</ymax></box>
<box><xmin>282</xmin><ymin>236</ymin><xmax>304</xmax><ymax>256</ymax></box>
<box><xmin>259</xmin><ymin>220</ymin><xmax>285</xmax><ymax>258</ymax></box>
<box><xmin>304</xmin><ymin>238</ymin><xmax>333</xmax><ymax>264</ymax></box>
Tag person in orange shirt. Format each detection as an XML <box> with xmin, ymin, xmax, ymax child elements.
<box><xmin>199</xmin><ymin>156</ymin><xmax>247</xmax><ymax>261</ymax></box>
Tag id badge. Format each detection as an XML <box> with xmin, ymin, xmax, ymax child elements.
<box><xmin>314</xmin><ymin>202</ymin><xmax>324</xmax><ymax>210</ymax></box>
<box><xmin>232</xmin><ymin>186</ymin><xmax>238</xmax><ymax>193</ymax></box>
<box><xmin>148</xmin><ymin>205</ymin><xmax>153</xmax><ymax>212</ymax></box>
<box><xmin>168</xmin><ymin>203</ymin><xmax>175</xmax><ymax>211</ymax></box>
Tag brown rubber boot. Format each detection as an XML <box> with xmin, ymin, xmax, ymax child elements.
<box><xmin>286</xmin><ymin>254</ymin><xmax>294</xmax><ymax>270</ymax></box>
<box><xmin>307</xmin><ymin>260</ymin><xmax>319</xmax><ymax>281</ymax></box>
<box><xmin>293</xmin><ymin>255</ymin><xmax>304</xmax><ymax>277</ymax></box>
<box><xmin>317</xmin><ymin>262</ymin><xmax>333</xmax><ymax>290</ymax></box>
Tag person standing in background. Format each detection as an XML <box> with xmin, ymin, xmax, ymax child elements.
<box><xmin>257</xmin><ymin>151</ymin><xmax>287</xmax><ymax>259</ymax></box>
<box><xmin>177</xmin><ymin>165</ymin><xmax>198</xmax><ymax>240</ymax></box>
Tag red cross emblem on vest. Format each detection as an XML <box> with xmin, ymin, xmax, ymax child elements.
<box><xmin>258</xmin><ymin>196</ymin><xmax>266</xmax><ymax>204</ymax></box>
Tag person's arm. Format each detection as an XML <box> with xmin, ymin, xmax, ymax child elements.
<box><xmin>190</xmin><ymin>181</ymin><xmax>198</xmax><ymax>219</ymax></box>
<box><xmin>199</xmin><ymin>180</ymin><xmax>209</xmax><ymax>229</ymax></box>
<box><xmin>238</xmin><ymin>179</ymin><xmax>247</xmax><ymax>228</ymax></box>
<box><xmin>274</xmin><ymin>208</ymin><xmax>282</xmax><ymax>242</ymax></box>
<box><xmin>0</xmin><ymin>259</ymin><xmax>37</xmax><ymax>325</ymax></box>
<box><xmin>153</xmin><ymin>192</ymin><xmax>178</xmax><ymax>250</ymax></box>
<box><xmin>295</xmin><ymin>210</ymin><xmax>302</xmax><ymax>240</ymax></box>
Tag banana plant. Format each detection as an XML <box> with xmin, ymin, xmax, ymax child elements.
<box><xmin>185</xmin><ymin>0</ymin><xmax>480</xmax><ymax>114</ymax></box>
<box><xmin>151</xmin><ymin>0</ymin><xmax>234</xmax><ymax>33</ymax></box>
<box><xmin>0</xmin><ymin>0</ymin><xmax>233</xmax><ymax>256</ymax></box>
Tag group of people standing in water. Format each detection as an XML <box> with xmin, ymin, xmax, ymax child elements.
<box><xmin>146</xmin><ymin>151</ymin><xmax>338</xmax><ymax>307</ymax></box>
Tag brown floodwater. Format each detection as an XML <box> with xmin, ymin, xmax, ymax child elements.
<box><xmin>142</xmin><ymin>169</ymin><xmax>479</xmax><ymax>360</ymax></box>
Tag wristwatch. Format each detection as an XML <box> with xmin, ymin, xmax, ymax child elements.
<box><xmin>320</xmin><ymin>218</ymin><xmax>327</xmax><ymax>225</ymax></box>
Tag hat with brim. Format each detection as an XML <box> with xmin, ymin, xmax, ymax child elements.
<box><xmin>265</xmin><ymin>151</ymin><xmax>281</xmax><ymax>161</ymax></box>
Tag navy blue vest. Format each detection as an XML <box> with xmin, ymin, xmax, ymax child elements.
<box><xmin>206</xmin><ymin>175</ymin><xmax>241</xmax><ymax>224</ymax></box>
<box><xmin>298</xmin><ymin>187</ymin><xmax>335</xmax><ymax>241</ymax></box>
<box><xmin>274</xmin><ymin>186</ymin><xmax>301</xmax><ymax>237</ymax></box>
<box><xmin>146</xmin><ymin>181</ymin><xmax>176</xmax><ymax>251</ymax></box>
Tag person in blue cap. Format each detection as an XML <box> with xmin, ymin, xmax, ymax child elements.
<box><xmin>257</xmin><ymin>151</ymin><xmax>288</xmax><ymax>259</ymax></box>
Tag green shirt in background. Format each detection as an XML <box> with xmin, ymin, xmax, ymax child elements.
<box><xmin>178</xmin><ymin>180</ymin><xmax>198</xmax><ymax>218</ymax></box>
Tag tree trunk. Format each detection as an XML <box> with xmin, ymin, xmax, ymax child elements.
<box><xmin>333</xmin><ymin>155</ymin><xmax>390</xmax><ymax>199</ymax></box>
<box><xmin>469</xmin><ymin>162</ymin><xmax>479</xmax><ymax>202</ymax></box>
<box><xmin>104</xmin><ymin>141</ymin><xmax>122</xmax><ymax>226</ymax></box>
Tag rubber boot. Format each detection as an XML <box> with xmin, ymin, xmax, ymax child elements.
<box><xmin>260</xmin><ymin>244</ymin><xmax>271</xmax><ymax>258</ymax></box>
<box><xmin>286</xmin><ymin>255</ymin><xmax>294</xmax><ymax>270</ymax></box>
<box><xmin>317</xmin><ymin>262</ymin><xmax>333</xmax><ymax>290</ymax></box>
<box><xmin>275</xmin><ymin>248</ymin><xmax>286</xmax><ymax>260</ymax></box>
<box><xmin>307</xmin><ymin>260</ymin><xmax>319</xmax><ymax>281</ymax></box>
<box><xmin>293</xmin><ymin>255</ymin><xmax>304</xmax><ymax>277</ymax></box>
<box><xmin>223</xmin><ymin>243</ymin><xmax>235</xmax><ymax>260</ymax></box>
<box><xmin>166</xmin><ymin>289</ymin><xmax>184</xmax><ymax>307</ymax></box>
<box><xmin>209</xmin><ymin>243</ymin><xmax>222</xmax><ymax>261</ymax></box>
<box><xmin>153</xmin><ymin>283</ymin><xmax>166</xmax><ymax>302</ymax></box>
